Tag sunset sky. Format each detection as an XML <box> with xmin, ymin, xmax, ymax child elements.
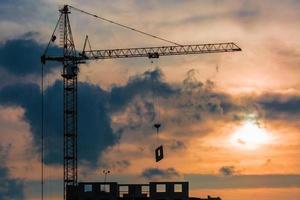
<box><xmin>0</xmin><ymin>0</ymin><xmax>300</xmax><ymax>200</ymax></box>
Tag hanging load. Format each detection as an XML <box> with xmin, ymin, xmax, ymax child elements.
<box><xmin>153</xmin><ymin>123</ymin><xmax>164</xmax><ymax>162</ymax></box>
<box><xmin>155</xmin><ymin>145</ymin><xmax>164</xmax><ymax>162</ymax></box>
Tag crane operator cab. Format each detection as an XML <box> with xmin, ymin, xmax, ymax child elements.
<box><xmin>63</xmin><ymin>64</ymin><xmax>79</xmax><ymax>78</ymax></box>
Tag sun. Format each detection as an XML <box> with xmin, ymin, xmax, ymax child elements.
<box><xmin>230</xmin><ymin>121</ymin><xmax>272</xmax><ymax>150</ymax></box>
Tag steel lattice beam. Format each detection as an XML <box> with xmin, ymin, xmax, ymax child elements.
<box><xmin>60</xmin><ymin>5</ymin><xmax>78</xmax><ymax>200</ymax></box>
<box><xmin>81</xmin><ymin>42</ymin><xmax>241</xmax><ymax>60</ymax></box>
<box><xmin>42</xmin><ymin>42</ymin><xmax>241</xmax><ymax>63</ymax></box>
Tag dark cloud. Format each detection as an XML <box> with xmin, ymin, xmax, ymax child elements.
<box><xmin>0</xmin><ymin>43</ymin><xmax>248</xmax><ymax>170</ymax></box>
<box><xmin>165</xmin><ymin>76</ymin><xmax>236</xmax><ymax>126</ymax></box>
<box><xmin>0</xmin><ymin>166</ymin><xmax>24</xmax><ymax>200</ymax></box>
<box><xmin>219</xmin><ymin>166</ymin><xmax>237</xmax><ymax>176</ymax></box>
<box><xmin>110</xmin><ymin>69</ymin><xmax>239</xmax><ymax>140</ymax></box>
<box><xmin>123</xmin><ymin>100</ymin><xmax>156</xmax><ymax>130</ymax></box>
<box><xmin>0</xmin><ymin>34</ymin><xmax>61</xmax><ymax>76</ymax></box>
<box><xmin>141</xmin><ymin>167</ymin><xmax>181</xmax><ymax>180</ymax></box>
<box><xmin>0</xmin><ymin>83</ymin><xmax>43</xmax><ymax>160</ymax></box>
<box><xmin>0</xmin><ymin>34</ymin><xmax>241</xmax><ymax>168</ymax></box>
<box><xmin>0</xmin><ymin>39</ymin><xmax>176</xmax><ymax>167</ymax></box>
<box><xmin>3</xmin><ymin>33</ymin><xmax>300</xmax><ymax>175</ymax></box>
<box><xmin>186</xmin><ymin>174</ymin><xmax>300</xmax><ymax>189</ymax></box>
<box><xmin>109</xmin><ymin>69</ymin><xmax>175</xmax><ymax>112</ymax></box>
<box><xmin>257</xmin><ymin>93</ymin><xmax>300</xmax><ymax>119</ymax></box>
<box><xmin>0</xmin><ymin>81</ymin><xmax>117</xmax><ymax>166</ymax></box>
<box><xmin>178</xmin><ymin>72</ymin><xmax>235</xmax><ymax>117</ymax></box>
<box><xmin>0</xmin><ymin>147</ymin><xmax>24</xmax><ymax>200</ymax></box>
<box><xmin>107</xmin><ymin>69</ymin><xmax>178</xmax><ymax>135</ymax></box>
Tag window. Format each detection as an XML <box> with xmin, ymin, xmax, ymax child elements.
<box><xmin>100</xmin><ymin>184</ymin><xmax>110</xmax><ymax>193</ymax></box>
<box><xmin>156</xmin><ymin>184</ymin><xmax>166</xmax><ymax>193</ymax></box>
<box><xmin>142</xmin><ymin>186</ymin><xmax>149</xmax><ymax>197</ymax></box>
<box><xmin>174</xmin><ymin>184</ymin><xmax>182</xmax><ymax>192</ymax></box>
<box><xmin>84</xmin><ymin>184</ymin><xmax>92</xmax><ymax>192</ymax></box>
<box><xmin>119</xmin><ymin>186</ymin><xmax>129</xmax><ymax>197</ymax></box>
<box><xmin>142</xmin><ymin>185</ymin><xmax>149</xmax><ymax>192</ymax></box>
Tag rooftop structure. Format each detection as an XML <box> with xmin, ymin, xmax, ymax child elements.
<box><xmin>67</xmin><ymin>182</ymin><xmax>221</xmax><ymax>200</ymax></box>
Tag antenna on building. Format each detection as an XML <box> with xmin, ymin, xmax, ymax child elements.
<box><xmin>103</xmin><ymin>169</ymin><xmax>110</xmax><ymax>182</ymax></box>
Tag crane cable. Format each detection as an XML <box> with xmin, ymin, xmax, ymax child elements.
<box><xmin>151</xmin><ymin>60</ymin><xmax>162</xmax><ymax>149</ymax></box>
<box><xmin>43</xmin><ymin>13</ymin><xmax>63</xmax><ymax>56</ymax></box>
<box><xmin>41</xmin><ymin>63</ymin><xmax>45</xmax><ymax>200</ymax></box>
<box><xmin>68</xmin><ymin>5</ymin><xmax>182</xmax><ymax>46</ymax></box>
<box><xmin>40</xmin><ymin>12</ymin><xmax>63</xmax><ymax>200</ymax></box>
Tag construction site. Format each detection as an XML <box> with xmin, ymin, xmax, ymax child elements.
<box><xmin>41</xmin><ymin>5</ymin><xmax>241</xmax><ymax>200</ymax></box>
<box><xmin>2</xmin><ymin>1</ymin><xmax>300</xmax><ymax>200</ymax></box>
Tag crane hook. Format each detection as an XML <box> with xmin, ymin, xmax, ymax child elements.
<box><xmin>154</xmin><ymin>123</ymin><xmax>161</xmax><ymax>133</ymax></box>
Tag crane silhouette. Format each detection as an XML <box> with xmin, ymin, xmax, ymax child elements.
<box><xmin>41</xmin><ymin>5</ymin><xmax>241</xmax><ymax>200</ymax></box>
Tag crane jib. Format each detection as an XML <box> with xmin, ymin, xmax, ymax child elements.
<box><xmin>42</xmin><ymin>43</ymin><xmax>241</xmax><ymax>63</ymax></box>
<box><xmin>82</xmin><ymin>43</ymin><xmax>241</xmax><ymax>60</ymax></box>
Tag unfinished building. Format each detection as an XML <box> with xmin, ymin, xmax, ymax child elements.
<box><xmin>67</xmin><ymin>182</ymin><xmax>221</xmax><ymax>200</ymax></box>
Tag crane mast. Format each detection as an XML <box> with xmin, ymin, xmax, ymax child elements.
<box><xmin>61</xmin><ymin>5</ymin><xmax>78</xmax><ymax>200</ymax></box>
<box><xmin>41</xmin><ymin>5</ymin><xmax>241</xmax><ymax>200</ymax></box>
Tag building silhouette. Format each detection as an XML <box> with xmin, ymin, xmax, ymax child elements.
<box><xmin>67</xmin><ymin>182</ymin><xmax>221</xmax><ymax>200</ymax></box>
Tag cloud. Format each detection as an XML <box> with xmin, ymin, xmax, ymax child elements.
<box><xmin>100</xmin><ymin>159</ymin><xmax>131</xmax><ymax>173</ymax></box>
<box><xmin>4</xmin><ymin>46</ymin><xmax>291</xmax><ymax>174</ymax></box>
<box><xmin>169</xmin><ymin>140</ymin><xmax>186</xmax><ymax>151</ymax></box>
<box><xmin>257</xmin><ymin>93</ymin><xmax>300</xmax><ymax>119</ymax></box>
<box><xmin>186</xmin><ymin>174</ymin><xmax>300</xmax><ymax>189</ymax></box>
<box><xmin>0</xmin><ymin>0</ymin><xmax>58</xmax><ymax>41</ymax></box>
<box><xmin>109</xmin><ymin>69</ymin><xmax>175</xmax><ymax>112</ymax></box>
<box><xmin>219</xmin><ymin>166</ymin><xmax>237</xmax><ymax>176</ymax></box>
<box><xmin>0</xmin><ymin>33</ymin><xmax>61</xmax><ymax>76</ymax></box>
<box><xmin>141</xmin><ymin>167</ymin><xmax>181</xmax><ymax>180</ymax></box>
<box><xmin>0</xmin><ymin>0</ymin><xmax>300</xmax><ymax>197</ymax></box>
<box><xmin>160</xmin><ymin>7</ymin><xmax>260</xmax><ymax>28</ymax></box>
<box><xmin>0</xmin><ymin>166</ymin><xmax>24</xmax><ymax>200</ymax></box>
<box><xmin>0</xmin><ymin>44</ymin><xmax>180</xmax><ymax>168</ymax></box>
<box><xmin>0</xmin><ymin>81</ymin><xmax>117</xmax><ymax>166</ymax></box>
<box><xmin>0</xmin><ymin>147</ymin><xmax>24</xmax><ymax>200</ymax></box>
<box><xmin>0</xmin><ymin>0</ymin><xmax>46</xmax><ymax>22</ymax></box>
<box><xmin>112</xmin><ymin>69</ymin><xmax>238</xmax><ymax>137</ymax></box>
<box><xmin>172</xmin><ymin>72</ymin><xmax>237</xmax><ymax>122</ymax></box>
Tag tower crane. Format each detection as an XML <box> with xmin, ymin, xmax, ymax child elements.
<box><xmin>41</xmin><ymin>5</ymin><xmax>241</xmax><ymax>200</ymax></box>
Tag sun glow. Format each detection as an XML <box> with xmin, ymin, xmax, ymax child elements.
<box><xmin>230</xmin><ymin>121</ymin><xmax>272</xmax><ymax>150</ymax></box>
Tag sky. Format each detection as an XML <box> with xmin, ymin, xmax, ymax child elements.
<box><xmin>0</xmin><ymin>0</ymin><xmax>300</xmax><ymax>200</ymax></box>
